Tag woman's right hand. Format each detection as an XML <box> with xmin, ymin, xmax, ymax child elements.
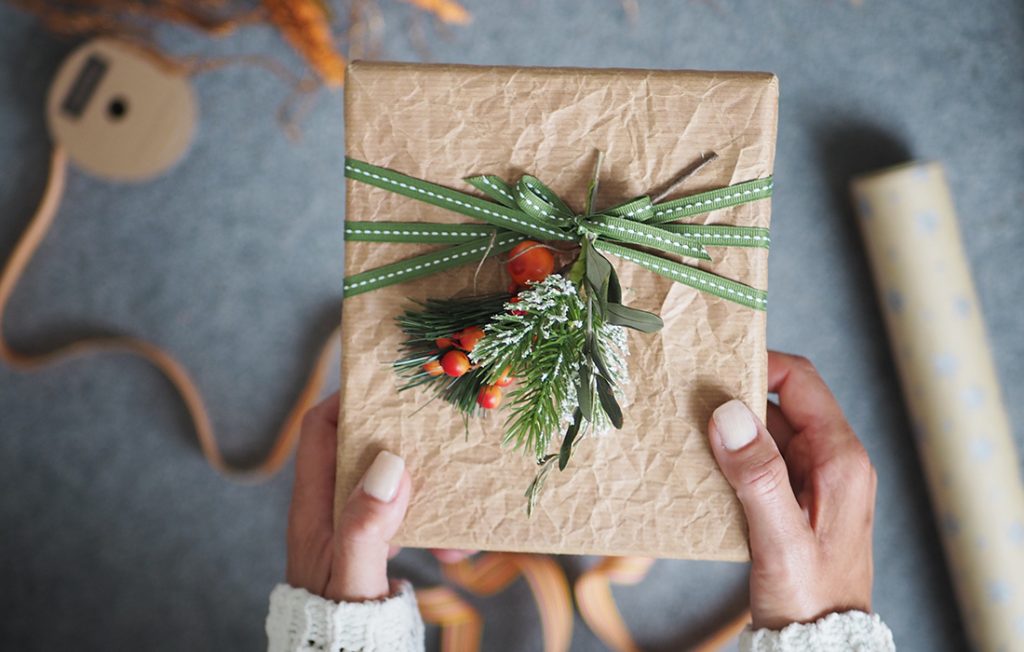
<box><xmin>706</xmin><ymin>351</ymin><xmax>878</xmax><ymax>630</ymax></box>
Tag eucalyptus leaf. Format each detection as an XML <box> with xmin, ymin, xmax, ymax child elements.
<box><xmin>596</xmin><ymin>375</ymin><xmax>623</xmax><ymax>429</ymax></box>
<box><xmin>605</xmin><ymin>302</ymin><xmax>664</xmax><ymax>333</ymax></box>
<box><xmin>590</xmin><ymin>342</ymin><xmax>611</xmax><ymax>380</ymax></box>
<box><xmin>607</xmin><ymin>265</ymin><xmax>622</xmax><ymax>305</ymax></box>
<box><xmin>576</xmin><ymin>365</ymin><xmax>594</xmax><ymax>420</ymax></box>
<box><xmin>595</xmin><ymin>279</ymin><xmax>610</xmax><ymax>315</ymax></box>
<box><xmin>585</xmin><ymin>245</ymin><xmax>613</xmax><ymax>296</ymax></box>
<box><xmin>567</xmin><ymin>241</ymin><xmax>587</xmax><ymax>285</ymax></box>
<box><xmin>558</xmin><ymin>409</ymin><xmax>584</xmax><ymax>470</ymax></box>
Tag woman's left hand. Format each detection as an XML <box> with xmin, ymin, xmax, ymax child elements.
<box><xmin>289</xmin><ymin>393</ymin><xmax>460</xmax><ymax>602</ymax></box>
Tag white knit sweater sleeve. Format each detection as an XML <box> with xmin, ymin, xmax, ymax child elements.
<box><xmin>740</xmin><ymin>611</ymin><xmax>895</xmax><ymax>652</ymax></box>
<box><xmin>266</xmin><ymin>581</ymin><xmax>424</xmax><ymax>652</ymax></box>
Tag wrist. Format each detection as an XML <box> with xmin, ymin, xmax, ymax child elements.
<box><xmin>752</xmin><ymin>595</ymin><xmax>872</xmax><ymax>631</ymax></box>
<box><xmin>324</xmin><ymin>541</ymin><xmax>391</xmax><ymax>601</ymax></box>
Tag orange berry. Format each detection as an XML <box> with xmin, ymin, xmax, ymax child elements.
<box><xmin>435</xmin><ymin>337</ymin><xmax>453</xmax><ymax>349</ymax></box>
<box><xmin>477</xmin><ymin>385</ymin><xmax>502</xmax><ymax>409</ymax></box>
<box><xmin>507</xmin><ymin>241</ymin><xmax>555</xmax><ymax>286</ymax></box>
<box><xmin>455</xmin><ymin>326</ymin><xmax>485</xmax><ymax>352</ymax></box>
<box><xmin>494</xmin><ymin>367</ymin><xmax>514</xmax><ymax>387</ymax></box>
<box><xmin>423</xmin><ymin>360</ymin><xmax>444</xmax><ymax>377</ymax></box>
<box><xmin>440</xmin><ymin>350</ymin><xmax>470</xmax><ymax>377</ymax></box>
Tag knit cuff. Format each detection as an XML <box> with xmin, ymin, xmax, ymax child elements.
<box><xmin>266</xmin><ymin>581</ymin><xmax>425</xmax><ymax>652</ymax></box>
<box><xmin>740</xmin><ymin>611</ymin><xmax>895</xmax><ymax>652</ymax></box>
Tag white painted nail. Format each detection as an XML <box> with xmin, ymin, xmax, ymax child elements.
<box><xmin>713</xmin><ymin>400</ymin><xmax>758</xmax><ymax>451</ymax></box>
<box><xmin>361</xmin><ymin>451</ymin><xmax>404</xmax><ymax>503</ymax></box>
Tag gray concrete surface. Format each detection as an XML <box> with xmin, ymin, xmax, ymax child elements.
<box><xmin>1</xmin><ymin>0</ymin><xmax>1022</xmax><ymax>650</ymax></box>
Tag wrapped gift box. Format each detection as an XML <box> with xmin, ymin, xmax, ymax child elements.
<box><xmin>336</xmin><ymin>61</ymin><xmax>777</xmax><ymax>560</ymax></box>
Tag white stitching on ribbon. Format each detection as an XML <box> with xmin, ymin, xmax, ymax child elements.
<box><xmin>345</xmin><ymin>227</ymin><xmax>490</xmax><ymax>238</ymax></box>
<box><xmin>344</xmin><ymin>234</ymin><xmax>525</xmax><ymax>291</ymax></box>
<box><xmin>480</xmin><ymin>177</ymin><xmax>514</xmax><ymax>201</ymax></box>
<box><xmin>653</xmin><ymin>182</ymin><xmax>774</xmax><ymax>219</ymax></box>
<box><xmin>676</xmin><ymin>231</ymin><xmax>771</xmax><ymax>244</ymax></box>
<box><xmin>593</xmin><ymin>219</ymin><xmax>702</xmax><ymax>253</ymax></box>
<box><xmin>346</xmin><ymin>164</ymin><xmax>564</xmax><ymax>238</ymax></box>
<box><xmin>601</xmin><ymin>247</ymin><xmax>767</xmax><ymax>305</ymax></box>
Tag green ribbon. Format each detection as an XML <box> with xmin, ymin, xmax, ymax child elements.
<box><xmin>342</xmin><ymin>158</ymin><xmax>772</xmax><ymax>309</ymax></box>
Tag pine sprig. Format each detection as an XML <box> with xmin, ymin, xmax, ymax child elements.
<box><xmin>392</xmin><ymin>273</ymin><xmax>634</xmax><ymax>515</ymax></box>
<box><xmin>396</xmin><ymin>294</ymin><xmax>511</xmax><ymax>342</ymax></box>
<box><xmin>471</xmin><ymin>276</ymin><xmax>589</xmax><ymax>458</ymax></box>
<box><xmin>393</xmin><ymin>293</ymin><xmax>510</xmax><ymax>415</ymax></box>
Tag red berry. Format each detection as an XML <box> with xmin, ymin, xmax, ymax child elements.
<box><xmin>508</xmin><ymin>297</ymin><xmax>527</xmax><ymax>316</ymax></box>
<box><xmin>440</xmin><ymin>350</ymin><xmax>470</xmax><ymax>377</ymax></box>
<box><xmin>494</xmin><ymin>367</ymin><xmax>514</xmax><ymax>387</ymax></box>
<box><xmin>507</xmin><ymin>241</ymin><xmax>555</xmax><ymax>286</ymax></box>
<box><xmin>435</xmin><ymin>337</ymin><xmax>453</xmax><ymax>349</ymax></box>
<box><xmin>422</xmin><ymin>360</ymin><xmax>444</xmax><ymax>377</ymax></box>
<box><xmin>477</xmin><ymin>385</ymin><xmax>502</xmax><ymax>409</ymax></box>
<box><xmin>455</xmin><ymin>326</ymin><xmax>485</xmax><ymax>352</ymax></box>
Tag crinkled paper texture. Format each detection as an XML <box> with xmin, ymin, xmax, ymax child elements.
<box><xmin>336</xmin><ymin>61</ymin><xmax>777</xmax><ymax>560</ymax></box>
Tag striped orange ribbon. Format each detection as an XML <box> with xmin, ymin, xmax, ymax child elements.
<box><xmin>0</xmin><ymin>147</ymin><xmax>337</xmax><ymax>480</ymax></box>
<box><xmin>575</xmin><ymin>556</ymin><xmax>751</xmax><ymax>652</ymax></box>
<box><xmin>575</xmin><ymin>556</ymin><xmax>656</xmax><ymax>652</ymax></box>
<box><xmin>417</xmin><ymin>552</ymin><xmax>573</xmax><ymax>652</ymax></box>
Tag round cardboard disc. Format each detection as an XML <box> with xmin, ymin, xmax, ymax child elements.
<box><xmin>46</xmin><ymin>38</ymin><xmax>197</xmax><ymax>182</ymax></box>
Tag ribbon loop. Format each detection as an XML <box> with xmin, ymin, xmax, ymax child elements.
<box><xmin>515</xmin><ymin>177</ymin><xmax>573</xmax><ymax>227</ymax></box>
<box><xmin>464</xmin><ymin>175</ymin><xmax>518</xmax><ymax>208</ymax></box>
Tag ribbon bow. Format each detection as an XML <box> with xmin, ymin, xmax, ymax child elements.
<box><xmin>342</xmin><ymin>158</ymin><xmax>773</xmax><ymax>309</ymax></box>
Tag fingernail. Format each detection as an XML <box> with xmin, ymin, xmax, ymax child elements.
<box><xmin>361</xmin><ymin>451</ymin><xmax>404</xmax><ymax>503</ymax></box>
<box><xmin>713</xmin><ymin>400</ymin><xmax>757</xmax><ymax>451</ymax></box>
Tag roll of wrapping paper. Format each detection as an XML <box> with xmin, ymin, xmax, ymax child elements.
<box><xmin>852</xmin><ymin>161</ymin><xmax>1024</xmax><ymax>652</ymax></box>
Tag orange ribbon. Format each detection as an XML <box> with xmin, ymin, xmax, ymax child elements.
<box><xmin>575</xmin><ymin>557</ymin><xmax>751</xmax><ymax>652</ymax></box>
<box><xmin>575</xmin><ymin>556</ymin><xmax>657</xmax><ymax>652</ymax></box>
<box><xmin>0</xmin><ymin>147</ymin><xmax>335</xmax><ymax>479</ymax></box>
<box><xmin>417</xmin><ymin>553</ymin><xmax>574</xmax><ymax>652</ymax></box>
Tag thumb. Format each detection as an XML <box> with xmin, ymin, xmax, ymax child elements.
<box><xmin>326</xmin><ymin>451</ymin><xmax>412</xmax><ymax>602</ymax></box>
<box><xmin>707</xmin><ymin>400</ymin><xmax>808</xmax><ymax>557</ymax></box>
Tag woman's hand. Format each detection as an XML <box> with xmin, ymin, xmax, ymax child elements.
<box><xmin>286</xmin><ymin>393</ymin><xmax>411</xmax><ymax>601</ymax></box>
<box><xmin>286</xmin><ymin>393</ymin><xmax>475</xmax><ymax>602</ymax></box>
<box><xmin>707</xmin><ymin>351</ymin><xmax>877</xmax><ymax>630</ymax></box>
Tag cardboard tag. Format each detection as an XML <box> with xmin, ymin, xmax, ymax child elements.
<box><xmin>46</xmin><ymin>38</ymin><xmax>196</xmax><ymax>182</ymax></box>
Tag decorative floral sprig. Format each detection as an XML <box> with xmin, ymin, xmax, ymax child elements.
<box><xmin>393</xmin><ymin>238</ymin><xmax>653</xmax><ymax>512</ymax></box>
<box><xmin>471</xmin><ymin>274</ymin><xmax>629</xmax><ymax>457</ymax></box>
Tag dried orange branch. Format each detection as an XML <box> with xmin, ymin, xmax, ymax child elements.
<box><xmin>401</xmin><ymin>0</ymin><xmax>471</xmax><ymax>24</ymax></box>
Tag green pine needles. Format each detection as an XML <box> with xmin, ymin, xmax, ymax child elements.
<box><xmin>472</xmin><ymin>275</ymin><xmax>628</xmax><ymax>459</ymax></box>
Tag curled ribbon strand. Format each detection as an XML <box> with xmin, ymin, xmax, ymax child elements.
<box><xmin>342</xmin><ymin>158</ymin><xmax>772</xmax><ymax>307</ymax></box>
<box><xmin>417</xmin><ymin>553</ymin><xmax>574</xmax><ymax>652</ymax></box>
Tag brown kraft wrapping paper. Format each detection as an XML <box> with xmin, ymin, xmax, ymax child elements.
<box><xmin>336</xmin><ymin>61</ymin><xmax>778</xmax><ymax>560</ymax></box>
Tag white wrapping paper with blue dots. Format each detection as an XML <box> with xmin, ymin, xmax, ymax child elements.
<box><xmin>853</xmin><ymin>161</ymin><xmax>1024</xmax><ymax>652</ymax></box>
